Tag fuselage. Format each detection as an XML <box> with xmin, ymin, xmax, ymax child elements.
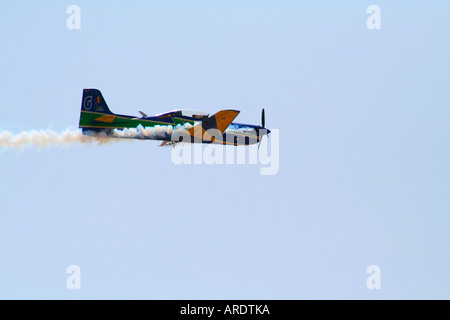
<box><xmin>80</xmin><ymin>111</ymin><xmax>269</xmax><ymax>145</ymax></box>
<box><xmin>78</xmin><ymin>89</ymin><xmax>270</xmax><ymax>146</ymax></box>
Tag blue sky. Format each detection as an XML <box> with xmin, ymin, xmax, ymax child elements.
<box><xmin>0</xmin><ymin>1</ymin><xmax>449</xmax><ymax>299</ymax></box>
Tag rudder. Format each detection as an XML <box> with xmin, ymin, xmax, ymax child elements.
<box><xmin>79</xmin><ymin>89</ymin><xmax>114</xmax><ymax>130</ymax></box>
<box><xmin>80</xmin><ymin>89</ymin><xmax>113</xmax><ymax>114</ymax></box>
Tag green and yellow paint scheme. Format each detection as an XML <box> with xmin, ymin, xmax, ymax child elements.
<box><xmin>79</xmin><ymin>89</ymin><xmax>270</xmax><ymax>146</ymax></box>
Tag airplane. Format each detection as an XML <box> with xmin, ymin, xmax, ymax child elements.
<box><xmin>78</xmin><ymin>89</ymin><xmax>270</xmax><ymax>147</ymax></box>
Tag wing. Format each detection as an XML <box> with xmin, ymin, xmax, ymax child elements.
<box><xmin>159</xmin><ymin>140</ymin><xmax>183</xmax><ymax>148</ymax></box>
<box><xmin>186</xmin><ymin>109</ymin><xmax>240</xmax><ymax>141</ymax></box>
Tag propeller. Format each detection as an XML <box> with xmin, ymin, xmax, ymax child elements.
<box><xmin>261</xmin><ymin>108</ymin><xmax>265</xmax><ymax>128</ymax></box>
<box><xmin>258</xmin><ymin>108</ymin><xmax>266</xmax><ymax>149</ymax></box>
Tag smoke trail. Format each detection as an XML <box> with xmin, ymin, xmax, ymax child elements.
<box><xmin>108</xmin><ymin>123</ymin><xmax>192</xmax><ymax>140</ymax></box>
<box><xmin>0</xmin><ymin>124</ymin><xmax>192</xmax><ymax>150</ymax></box>
<box><xmin>0</xmin><ymin>129</ymin><xmax>110</xmax><ymax>150</ymax></box>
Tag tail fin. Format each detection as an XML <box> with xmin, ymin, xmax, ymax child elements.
<box><xmin>80</xmin><ymin>89</ymin><xmax>113</xmax><ymax>114</ymax></box>
<box><xmin>79</xmin><ymin>89</ymin><xmax>115</xmax><ymax>130</ymax></box>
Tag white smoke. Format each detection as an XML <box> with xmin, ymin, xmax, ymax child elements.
<box><xmin>110</xmin><ymin>123</ymin><xmax>192</xmax><ymax>141</ymax></box>
<box><xmin>0</xmin><ymin>129</ymin><xmax>110</xmax><ymax>150</ymax></box>
<box><xmin>108</xmin><ymin>123</ymin><xmax>191</xmax><ymax>140</ymax></box>
<box><xmin>0</xmin><ymin>124</ymin><xmax>192</xmax><ymax>150</ymax></box>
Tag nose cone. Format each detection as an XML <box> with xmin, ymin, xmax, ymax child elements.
<box><xmin>259</xmin><ymin>127</ymin><xmax>270</xmax><ymax>135</ymax></box>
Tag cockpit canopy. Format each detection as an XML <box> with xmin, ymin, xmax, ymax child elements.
<box><xmin>155</xmin><ymin>109</ymin><xmax>210</xmax><ymax>119</ymax></box>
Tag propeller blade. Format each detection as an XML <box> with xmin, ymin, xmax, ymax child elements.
<box><xmin>261</xmin><ymin>108</ymin><xmax>265</xmax><ymax>128</ymax></box>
